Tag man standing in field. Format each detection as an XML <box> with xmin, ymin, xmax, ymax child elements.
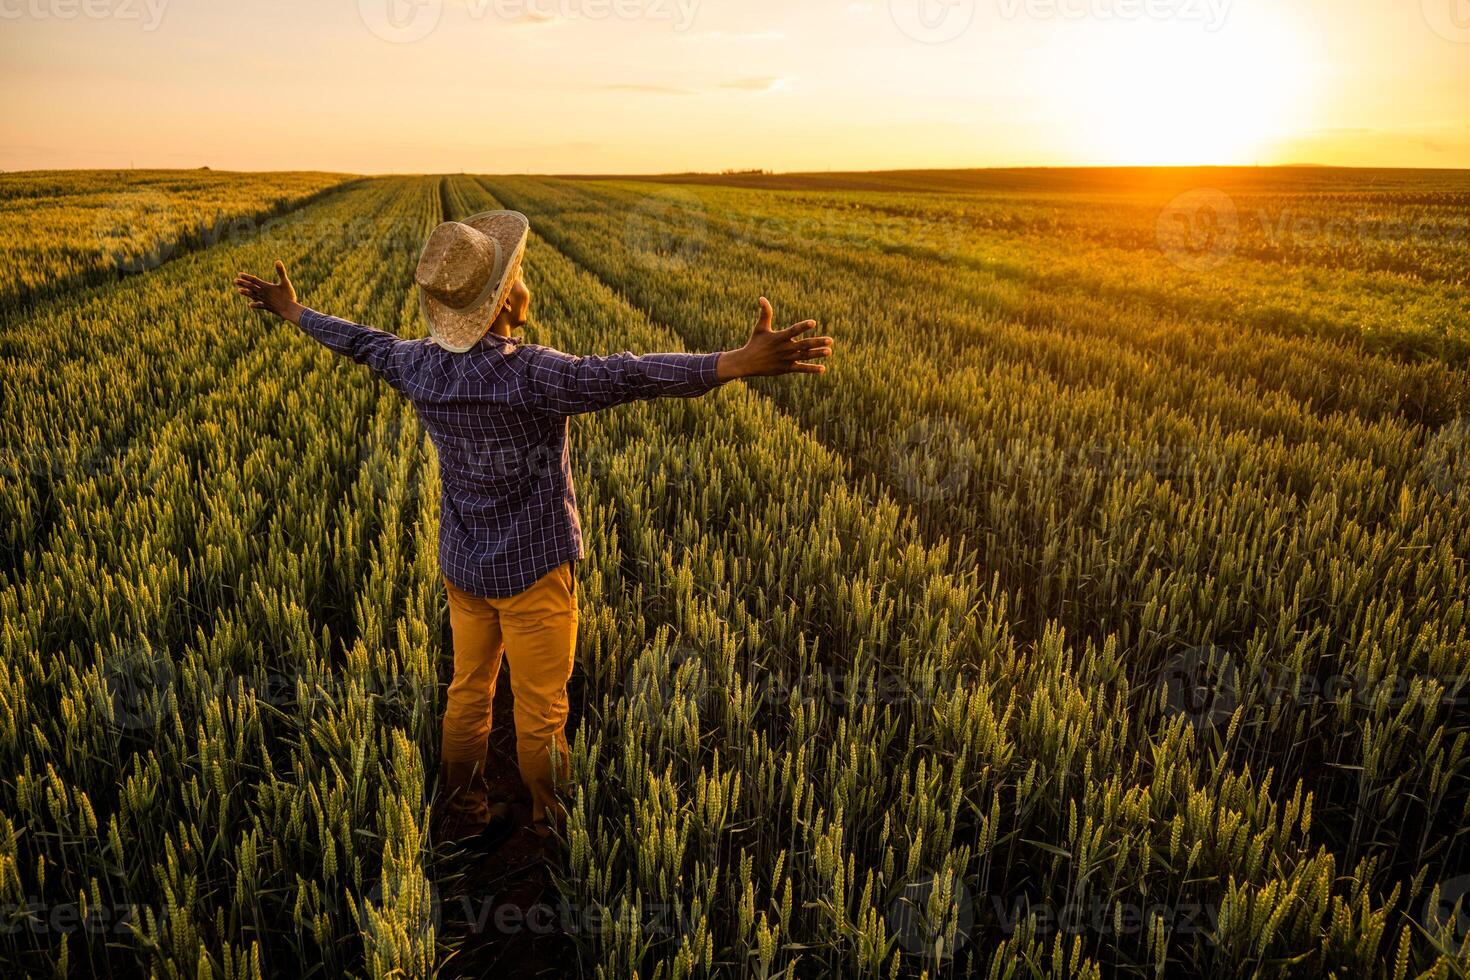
<box><xmin>233</xmin><ymin>210</ymin><xmax>833</xmax><ymax>850</ymax></box>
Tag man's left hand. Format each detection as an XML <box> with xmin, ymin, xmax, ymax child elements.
<box><xmin>234</xmin><ymin>261</ymin><xmax>304</xmax><ymax>325</ymax></box>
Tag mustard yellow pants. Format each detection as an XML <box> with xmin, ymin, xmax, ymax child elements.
<box><xmin>442</xmin><ymin>562</ymin><xmax>577</xmax><ymax>828</ymax></box>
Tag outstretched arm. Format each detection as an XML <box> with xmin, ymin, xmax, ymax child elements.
<box><xmin>234</xmin><ymin>261</ymin><xmax>413</xmax><ymax>390</ymax></box>
<box><xmin>522</xmin><ymin>297</ymin><xmax>833</xmax><ymax>416</ymax></box>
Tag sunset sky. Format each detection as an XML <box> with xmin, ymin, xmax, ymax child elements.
<box><xmin>2</xmin><ymin>0</ymin><xmax>1468</xmax><ymax>173</ymax></box>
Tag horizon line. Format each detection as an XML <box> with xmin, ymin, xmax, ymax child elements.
<box><xmin>5</xmin><ymin>162</ymin><xmax>1470</xmax><ymax>178</ymax></box>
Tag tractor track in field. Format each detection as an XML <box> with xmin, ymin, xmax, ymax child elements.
<box><xmin>428</xmin><ymin>177</ymin><xmax>579</xmax><ymax>980</ymax></box>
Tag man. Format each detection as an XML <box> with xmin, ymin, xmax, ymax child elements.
<box><xmin>233</xmin><ymin>209</ymin><xmax>833</xmax><ymax>850</ymax></box>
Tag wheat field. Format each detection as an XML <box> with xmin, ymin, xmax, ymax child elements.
<box><xmin>1</xmin><ymin>167</ymin><xmax>1467</xmax><ymax>978</ymax></box>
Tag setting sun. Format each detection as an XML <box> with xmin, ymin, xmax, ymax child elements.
<box><xmin>1052</xmin><ymin>13</ymin><xmax>1318</xmax><ymax>165</ymax></box>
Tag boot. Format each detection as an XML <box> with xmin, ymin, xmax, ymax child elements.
<box><xmin>433</xmin><ymin>759</ymin><xmax>493</xmax><ymax>843</ymax></box>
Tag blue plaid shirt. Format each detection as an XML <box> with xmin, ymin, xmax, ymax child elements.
<box><xmin>299</xmin><ymin>309</ymin><xmax>724</xmax><ymax>598</ymax></box>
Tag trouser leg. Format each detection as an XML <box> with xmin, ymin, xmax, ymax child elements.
<box><xmin>496</xmin><ymin>562</ymin><xmax>578</xmax><ymax>830</ymax></box>
<box><xmin>438</xmin><ymin>579</ymin><xmax>506</xmax><ymax>840</ymax></box>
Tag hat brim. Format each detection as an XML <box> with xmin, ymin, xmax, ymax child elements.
<box><xmin>420</xmin><ymin>210</ymin><xmax>530</xmax><ymax>353</ymax></box>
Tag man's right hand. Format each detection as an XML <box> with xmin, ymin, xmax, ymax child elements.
<box><xmin>717</xmin><ymin>298</ymin><xmax>834</xmax><ymax>381</ymax></box>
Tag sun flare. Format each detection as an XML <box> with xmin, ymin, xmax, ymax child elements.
<box><xmin>1047</xmin><ymin>15</ymin><xmax>1317</xmax><ymax>165</ymax></box>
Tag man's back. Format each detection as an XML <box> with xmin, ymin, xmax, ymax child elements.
<box><xmin>299</xmin><ymin>308</ymin><xmax>721</xmax><ymax>598</ymax></box>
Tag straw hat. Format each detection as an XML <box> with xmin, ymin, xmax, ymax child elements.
<box><xmin>415</xmin><ymin>210</ymin><xmax>530</xmax><ymax>352</ymax></box>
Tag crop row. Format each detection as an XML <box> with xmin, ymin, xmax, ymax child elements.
<box><xmin>0</xmin><ymin>169</ymin><xmax>352</xmax><ymax>312</ymax></box>
<box><xmin>589</xmin><ymin>176</ymin><xmax>1470</xmax><ymax>366</ymax></box>
<box><xmin>0</xmin><ymin>176</ymin><xmax>445</xmax><ymax>976</ymax></box>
